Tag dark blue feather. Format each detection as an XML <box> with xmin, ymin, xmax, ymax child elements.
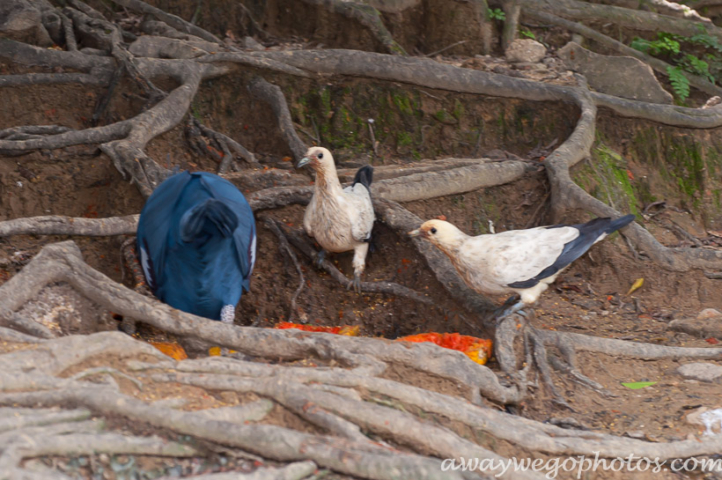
<box><xmin>507</xmin><ymin>215</ymin><xmax>635</xmax><ymax>289</ymax></box>
<box><xmin>136</xmin><ymin>171</ymin><xmax>256</xmax><ymax>320</ymax></box>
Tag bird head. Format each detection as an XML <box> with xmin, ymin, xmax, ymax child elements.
<box><xmin>297</xmin><ymin>146</ymin><xmax>334</xmax><ymax>170</ymax></box>
<box><xmin>409</xmin><ymin>219</ymin><xmax>464</xmax><ymax>248</ymax></box>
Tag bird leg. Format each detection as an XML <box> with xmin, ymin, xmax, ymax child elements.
<box><xmin>220</xmin><ymin>305</ymin><xmax>235</xmax><ymax>325</ymax></box>
<box><xmin>314</xmin><ymin>249</ymin><xmax>327</xmax><ymax>269</ymax></box>
<box><xmin>350</xmin><ymin>243</ymin><xmax>369</xmax><ymax>294</ymax></box>
<box><xmin>493</xmin><ymin>295</ymin><xmax>525</xmax><ymax>323</ymax></box>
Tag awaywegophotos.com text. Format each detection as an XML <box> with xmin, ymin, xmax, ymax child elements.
<box><xmin>441</xmin><ymin>453</ymin><xmax>722</xmax><ymax>478</ymax></box>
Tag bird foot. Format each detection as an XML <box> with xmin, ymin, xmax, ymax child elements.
<box><xmin>314</xmin><ymin>250</ymin><xmax>326</xmax><ymax>269</ymax></box>
<box><xmin>348</xmin><ymin>273</ymin><xmax>362</xmax><ymax>294</ymax></box>
<box><xmin>493</xmin><ymin>300</ymin><xmax>526</xmax><ymax>324</ymax></box>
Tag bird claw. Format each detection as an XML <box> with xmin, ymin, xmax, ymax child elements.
<box><xmin>348</xmin><ymin>274</ymin><xmax>362</xmax><ymax>293</ymax></box>
<box><xmin>314</xmin><ymin>250</ymin><xmax>326</xmax><ymax>269</ymax></box>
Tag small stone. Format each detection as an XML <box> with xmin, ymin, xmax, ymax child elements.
<box><xmin>678</xmin><ymin>362</ymin><xmax>722</xmax><ymax>383</ymax></box>
<box><xmin>219</xmin><ymin>391</ymin><xmax>239</xmax><ymax>404</ymax></box>
<box><xmin>698</xmin><ymin>308</ymin><xmax>722</xmax><ymax>320</ymax></box>
<box><xmin>505</xmin><ymin>39</ymin><xmax>546</xmax><ymax>63</ymax></box>
<box><xmin>702</xmin><ymin>96</ymin><xmax>722</xmax><ymax>109</ymax></box>
<box><xmin>243</xmin><ymin>36</ymin><xmax>265</xmax><ymax>51</ymax></box>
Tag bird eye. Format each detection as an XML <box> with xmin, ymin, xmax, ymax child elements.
<box><xmin>318</xmin><ymin>153</ymin><xmax>324</xmax><ymax>159</ymax></box>
<box><xmin>430</xmin><ymin>227</ymin><xmax>437</xmax><ymax>234</ymax></box>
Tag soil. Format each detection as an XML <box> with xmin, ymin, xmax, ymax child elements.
<box><xmin>2</xmin><ymin>1</ymin><xmax>722</xmax><ymax>479</ymax></box>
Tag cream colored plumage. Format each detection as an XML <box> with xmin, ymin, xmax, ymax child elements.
<box><xmin>410</xmin><ymin>215</ymin><xmax>635</xmax><ymax>316</ymax></box>
<box><xmin>297</xmin><ymin>147</ymin><xmax>375</xmax><ymax>291</ymax></box>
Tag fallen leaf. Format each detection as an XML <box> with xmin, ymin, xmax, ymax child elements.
<box><xmin>622</xmin><ymin>381</ymin><xmax>657</xmax><ymax>390</ymax></box>
<box><xmin>627</xmin><ymin>278</ymin><xmax>644</xmax><ymax>296</ymax></box>
<box><xmin>706</xmin><ymin>338</ymin><xmax>719</xmax><ymax>345</ymax></box>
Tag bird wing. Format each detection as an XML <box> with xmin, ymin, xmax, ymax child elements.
<box><xmin>342</xmin><ymin>183</ymin><xmax>375</xmax><ymax>242</ymax></box>
<box><xmin>303</xmin><ymin>194</ymin><xmax>318</xmax><ymax>238</ymax></box>
<box><xmin>198</xmin><ymin>173</ymin><xmax>256</xmax><ymax>290</ymax></box>
<box><xmin>462</xmin><ymin>226</ymin><xmax>580</xmax><ymax>288</ymax></box>
<box><xmin>136</xmin><ymin>171</ymin><xmax>193</xmax><ymax>292</ymax></box>
<box><xmin>506</xmin><ymin>215</ymin><xmax>635</xmax><ymax>288</ymax></box>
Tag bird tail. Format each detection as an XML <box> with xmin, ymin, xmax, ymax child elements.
<box><xmin>604</xmin><ymin>214</ymin><xmax>636</xmax><ymax>234</ymax></box>
<box><xmin>180</xmin><ymin>198</ymin><xmax>239</xmax><ymax>242</ymax></box>
<box><xmin>352</xmin><ymin>165</ymin><xmax>373</xmax><ymax>191</ymax></box>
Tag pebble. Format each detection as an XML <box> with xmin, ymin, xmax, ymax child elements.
<box><xmin>697</xmin><ymin>308</ymin><xmax>722</xmax><ymax>320</ymax></box>
<box><xmin>678</xmin><ymin>362</ymin><xmax>722</xmax><ymax>382</ymax></box>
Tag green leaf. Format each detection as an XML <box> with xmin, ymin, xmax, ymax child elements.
<box><xmin>667</xmin><ymin>66</ymin><xmax>690</xmax><ymax>101</ymax></box>
<box><xmin>487</xmin><ymin>8</ymin><xmax>505</xmax><ymax>21</ymax></box>
<box><xmin>622</xmin><ymin>381</ymin><xmax>658</xmax><ymax>390</ymax></box>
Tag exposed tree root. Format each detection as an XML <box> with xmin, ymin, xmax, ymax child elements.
<box><xmin>4</xmin><ymin>5</ymin><xmax>722</xmax><ymax>476</ymax></box>
<box><xmin>0</xmin><ymin>385</ymin><xmax>473</xmax><ymax>480</ymax></box>
<box><xmin>299</xmin><ymin>0</ymin><xmax>407</xmax><ymax>56</ymax></box>
<box><xmin>248</xmin><ymin>77</ymin><xmax>308</xmax><ymax>162</ymax></box>
<box><xmin>0</xmin><ymin>215</ymin><xmax>139</xmax><ymax>237</ymax></box>
<box><xmin>524</xmin><ymin>8</ymin><xmax>722</xmax><ymax>98</ymax></box>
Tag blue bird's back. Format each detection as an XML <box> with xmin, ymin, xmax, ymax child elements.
<box><xmin>136</xmin><ymin>171</ymin><xmax>256</xmax><ymax>321</ymax></box>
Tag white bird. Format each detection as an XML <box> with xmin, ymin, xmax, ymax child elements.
<box><xmin>409</xmin><ymin>215</ymin><xmax>635</xmax><ymax>318</ymax></box>
<box><xmin>296</xmin><ymin>146</ymin><xmax>375</xmax><ymax>292</ymax></box>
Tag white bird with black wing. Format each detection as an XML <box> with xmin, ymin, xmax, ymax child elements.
<box><xmin>409</xmin><ymin>215</ymin><xmax>635</xmax><ymax>318</ymax></box>
<box><xmin>297</xmin><ymin>146</ymin><xmax>375</xmax><ymax>292</ymax></box>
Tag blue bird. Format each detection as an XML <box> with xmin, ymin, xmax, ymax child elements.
<box><xmin>136</xmin><ymin>171</ymin><xmax>256</xmax><ymax>323</ymax></box>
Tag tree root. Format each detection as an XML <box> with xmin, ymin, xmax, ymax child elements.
<box><xmin>0</xmin><ymin>241</ymin><xmax>520</xmax><ymax>405</ymax></box>
<box><xmin>0</xmin><ymin>73</ymin><xmax>109</xmax><ymax>88</ymax></box>
<box><xmin>192</xmin><ymin>119</ymin><xmax>258</xmax><ymax>173</ymax></box>
<box><xmin>521</xmin><ymin>0</ymin><xmax>722</xmax><ymax>42</ymax></box>
<box><xmin>248</xmin><ymin>77</ymin><xmax>308</xmax><ymax>162</ymax></box>
<box><xmin>262</xmin><ymin>218</ymin><xmax>306</xmax><ymax>323</ymax></box>
<box><xmin>299</xmin><ymin>0</ymin><xmax>407</xmax><ymax>56</ymax></box>
<box><xmin>109</xmin><ymin>0</ymin><xmax>224</xmax><ymax>45</ymax></box>
<box><xmin>0</xmin><ymin>386</ymin><xmax>472</xmax><ymax>480</ymax></box>
<box><xmin>524</xmin><ymin>8</ymin><xmax>722</xmax><ymax>98</ymax></box>
<box><xmin>165</xmin><ymin>461</ymin><xmax>317</xmax><ymax>480</ymax></box>
<box><xmin>0</xmin><ymin>215</ymin><xmax>139</xmax><ymax>237</ymax></box>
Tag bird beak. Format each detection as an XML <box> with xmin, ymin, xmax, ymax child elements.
<box><xmin>408</xmin><ymin>228</ymin><xmax>421</xmax><ymax>237</ymax></box>
<box><xmin>296</xmin><ymin>156</ymin><xmax>311</xmax><ymax>168</ymax></box>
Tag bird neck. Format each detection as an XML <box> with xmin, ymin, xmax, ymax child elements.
<box><xmin>314</xmin><ymin>163</ymin><xmax>343</xmax><ymax>196</ymax></box>
<box><xmin>434</xmin><ymin>230</ymin><xmax>468</xmax><ymax>257</ymax></box>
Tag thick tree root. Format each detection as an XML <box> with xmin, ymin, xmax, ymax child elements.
<box><xmin>299</xmin><ymin>0</ymin><xmax>407</xmax><ymax>55</ymax></box>
<box><xmin>248</xmin><ymin>77</ymin><xmax>308</xmax><ymax>162</ymax></box>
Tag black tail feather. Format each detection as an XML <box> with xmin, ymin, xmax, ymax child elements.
<box><xmin>604</xmin><ymin>214</ymin><xmax>636</xmax><ymax>234</ymax></box>
<box><xmin>352</xmin><ymin>165</ymin><xmax>373</xmax><ymax>191</ymax></box>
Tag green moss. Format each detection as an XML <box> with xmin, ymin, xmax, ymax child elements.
<box><xmin>435</xmin><ymin>110</ymin><xmax>449</xmax><ymax>122</ymax></box>
<box><xmin>397</xmin><ymin>131</ymin><xmax>413</xmax><ymax>147</ymax></box>
<box><xmin>319</xmin><ymin>88</ymin><xmax>332</xmax><ymax>117</ymax></box>
<box><xmin>392</xmin><ymin>93</ymin><xmax>414</xmax><ymax>116</ymax></box>
<box><xmin>575</xmin><ymin>143</ymin><xmax>643</xmax><ymax>216</ymax></box>
<box><xmin>453</xmin><ymin>99</ymin><xmax>465</xmax><ymax>120</ymax></box>
<box><xmin>667</xmin><ymin>137</ymin><xmax>705</xmax><ymax>208</ymax></box>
